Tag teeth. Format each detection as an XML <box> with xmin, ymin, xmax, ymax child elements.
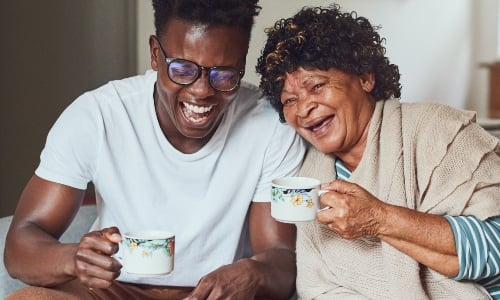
<box><xmin>309</xmin><ymin>118</ymin><xmax>330</xmax><ymax>132</ymax></box>
<box><xmin>184</xmin><ymin>102</ymin><xmax>214</xmax><ymax>114</ymax></box>
<box><xmin>187</xmin><ymin>115</ymin><xmax>208</xmax><ymax>123</ymax></box>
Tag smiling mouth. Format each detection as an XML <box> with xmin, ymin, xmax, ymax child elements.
<box><xmin>181</xmin><ymin>102</ymin><xmax>215</xmax><ymax>124</ymax></box>
<box><xmin>307</xmin><ymin>116</ymin><xmax>334</xmax><ymax>133</ymax></box>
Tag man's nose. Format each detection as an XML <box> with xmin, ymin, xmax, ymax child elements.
<box><xmin>186</xmin><ymin>70</ymin><xmax>216</xmax><ymax>97</ymax></box>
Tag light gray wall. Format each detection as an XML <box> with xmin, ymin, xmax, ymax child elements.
<box><xmin>0</xmin><ymin>1</ymin><xmax>137</xmax><ymax>217</ymax></box>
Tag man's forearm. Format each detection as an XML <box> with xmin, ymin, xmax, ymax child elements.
<box><xmin>250</xmin><ymin>247</ymin><xmax>297</xmax><ymax>300</ymax></box>
<box><xmin>5</xmin><ymin>227</ymin><xmax>78</xmax><ymax>287</ymax></box>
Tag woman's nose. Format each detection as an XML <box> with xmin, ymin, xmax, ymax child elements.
<box><xmin>296</xmin><ymin>97</ymin><xmax>317</xmax><ymax>118</ymax></box>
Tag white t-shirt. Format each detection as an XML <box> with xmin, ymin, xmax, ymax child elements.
<box><xmin>35</xmin><ymin>70</ymin><xmax>305</xmax><ymax>286</ymax></box>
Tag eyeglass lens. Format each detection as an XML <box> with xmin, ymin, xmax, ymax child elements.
<box><xmin>168</xmin><ymin>59</ymin><xmax>240</xmax><ymax>92</ymax></box>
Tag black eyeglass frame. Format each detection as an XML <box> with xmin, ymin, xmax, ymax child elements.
<box><xmin>154</xmin><ymin>36</ymin><xmax>244</xmax><ymax>92</ymax></box>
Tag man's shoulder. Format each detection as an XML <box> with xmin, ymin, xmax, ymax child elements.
<box><xmin>75</xmin><ymin>70</ymin><xmax>156</xmax><ymax>115</ymax></box>
<box><xmin>237</xmin><ymin>81</ymin><xmax>262</xmax><ymax>102</ymax></box>
<box><xmin>91</xmin><ymin>70</ymin><xmax>156</xmax><ymax>98</ymax></box>
<box><xmin>235</xmin><ymin>81</ymin><xmax>278</xmax><ymax>120</ymax></box>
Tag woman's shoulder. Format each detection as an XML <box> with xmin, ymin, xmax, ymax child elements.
<box><xmin>399</xmin><ymin>101</ymin><xmax>477</xmax><ymax>135</ymax></box>
<box><xmin>401</xmin><ymin>101</ymin><xmax>476</xmax><ymax>123</ymax></box>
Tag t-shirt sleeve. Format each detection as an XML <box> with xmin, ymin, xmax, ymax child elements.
<box><xmin>35</xmin><ymin>93</ymin><xmax>101</xmax><ymax>190</ymax></box>
<box><xmin>252</xmin><ymin>122</ymin><xmax>306</xmax><ymax>202</ymax></box>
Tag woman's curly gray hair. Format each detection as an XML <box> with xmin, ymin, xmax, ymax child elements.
<box><xmin>256</xmin><ymin>4</ymin><xmax>401</xmax><ymax>122</ymax></box>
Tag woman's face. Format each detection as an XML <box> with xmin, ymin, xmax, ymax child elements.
<box><xmin>280</xmin><ymin>67</ymin><xmax>375</xmax><ymax>156</ymax></box>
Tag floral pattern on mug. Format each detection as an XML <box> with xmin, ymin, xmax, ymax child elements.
<box><xmin>272</xmin><ymin>188</ymin><xmax>314</xmax><ymax>208</ymax></box>
<box><xmin>124</xmin><ymin>237</ymin><xmax>174</xmax><ymax>257</ymax></box>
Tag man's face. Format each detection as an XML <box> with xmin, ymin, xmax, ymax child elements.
<box><xmin>150</xmin><ymin>19</ymin><xmax>248</xmax><ymax>153</ymax></box>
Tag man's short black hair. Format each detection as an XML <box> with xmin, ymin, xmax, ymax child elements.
<box><xmin>152</xmin><ymin>0</ymin><xmax>261</xmax><ymax>39</ymax></box>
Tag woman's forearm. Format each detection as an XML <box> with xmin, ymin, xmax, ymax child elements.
<box><xmin>376</xmin><ymin>204</ymin><xmax>459</xmax><ymax>276</ymax></box>
<box><xmin>381</xmin><ymin>235</ymin><xmax>459</xmax><ymax>277</ymax></box>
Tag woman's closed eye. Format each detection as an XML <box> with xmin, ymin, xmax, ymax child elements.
<box><xmin>282</xmin><ymin>98</ymin><xmax>297</xmax><ymax>106</ymax></box>
<box><xmin>312</xmin><ymin>83</ymin><xmax>324</xmax><ymax>92</ymax></box>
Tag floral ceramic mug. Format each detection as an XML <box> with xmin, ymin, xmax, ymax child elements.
<box><xmin>120</xmin><ymin>230</ymin><xmax>175</xmax><ymax>276</ymax></box>
<box><xmin>271</xmin><ymin>177</ymin><xmax>325</xmax><ymax>223</ymax></box>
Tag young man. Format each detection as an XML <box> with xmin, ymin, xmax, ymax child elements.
<box><xmin>4</xmin><ymin>1</ymin><xmax>305</xmax><ymax>299</ymax></box>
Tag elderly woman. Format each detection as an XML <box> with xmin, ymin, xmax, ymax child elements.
<box><xmin>256</xmin><ymin>4</ymin><xmax>500</xmax><ymax>300</ymax></box>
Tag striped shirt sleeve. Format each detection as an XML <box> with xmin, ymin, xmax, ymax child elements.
<box><xmin>444</xmin><ymin>215</ymin><xmax>500</xmax><ymax>299</ymax></box>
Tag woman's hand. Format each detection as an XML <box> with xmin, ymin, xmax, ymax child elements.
<box><xmin>317</xmin><ymin>180</ymin><xmax>387</xmax><ymax>239</ymax></box>
<box><xmin>74</xmin><ymin>226</ymin><xmax>123</xmax><ymax>288</ymax></box>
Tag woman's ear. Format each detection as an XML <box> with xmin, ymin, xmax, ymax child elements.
<box><xmin>149</xmin><ymin>35</ymin><xmax>160</xmax><ymax>71</ymax></box>
<box><xmin>359</xmin><ymin>72</ymin><xmax>375</xmax><ymax>93</ymax></box>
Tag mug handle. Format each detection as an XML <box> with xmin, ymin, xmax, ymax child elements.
<box><xmin>112</xmin><ymin>240</ymin><xmax>123</xmax><ymax>264</ymax></box>
<box><xmin>318</xmin><ymin>189</ymin><xmax>331</xmax><ymax>211</ymax></box>
<box><xmin>112</xmin><ymin>254</ymin><xmax>123</xmax><ymax>266</ymax></box>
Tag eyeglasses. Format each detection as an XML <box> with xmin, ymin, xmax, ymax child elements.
<box><xmin>155</xmin><ymin>36</ymin><xmax>244</xmax><ymax>92</ymax></box>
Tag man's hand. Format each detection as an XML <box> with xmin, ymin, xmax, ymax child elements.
<box><xmin>185</xmin><ymin>202</ymin><xmax>296</xmax><ymax>300</ymax></box>
<box><xmin>74</xmin><ymin>226</ymin><xmax>123</xmax><ymax>289</ymax></box>
<box><xmin>184</xmin><ymin>258</ymin><xmax>261</xmax><ymax>300</ymax></box>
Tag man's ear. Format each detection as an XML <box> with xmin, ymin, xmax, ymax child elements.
<box><xmin>149</xmin><ymin>35</ymin><xmax>160</xmax><ymax>71</ymax></box>
<box><xmin>359</xmin><ymin>72</ymin><xmax>375</xmax><ymax>93</ymax></box>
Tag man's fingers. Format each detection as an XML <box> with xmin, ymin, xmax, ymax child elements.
<box><xmin>102</xmin><ymin>227</ymin><xmax>122</xmax><ymax>243</ymax></box>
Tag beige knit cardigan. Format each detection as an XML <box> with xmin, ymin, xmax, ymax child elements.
<box><xmin>297</xmin><ymin>99</ymin><xmax>500</xmax><ymax>300</ymax></box>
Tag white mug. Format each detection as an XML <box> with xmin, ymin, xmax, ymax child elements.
<box><xmin>120</xmin><ymin>230</ymin><xmax>175</xmax><ymax>276</ymax></box>
<box><xmin>271</xmin><ymin>177</ymin><xmax>326</xmax><ymax>223</ymax></box>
